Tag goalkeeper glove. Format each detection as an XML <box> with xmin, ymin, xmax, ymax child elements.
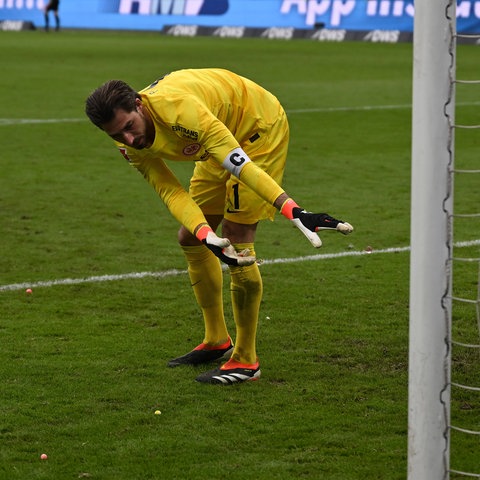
<box><xmin>196</xmin><ymin>226</ymin><xmax>256</xmax><ymax>266</ymax></box>
<box><xmin>280</xmin><ymin>199</ymin><xmax>353</xmax><ymax>248</ymax></box>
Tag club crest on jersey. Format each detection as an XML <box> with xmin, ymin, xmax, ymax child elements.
<box><xmin>119</xmin><ymin>147</ymin><xmax>132</xmax><ymax>163</ymax></box>
<box><xmin>183</xmin><ymin>143</ymin><xmax>201</xmax><ymax>156</ymax></box>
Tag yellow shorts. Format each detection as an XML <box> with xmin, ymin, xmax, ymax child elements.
<box><xmin>189</xmin><ymin>109</ymin><xmax>290</xmax><ymax>225</ymax></box>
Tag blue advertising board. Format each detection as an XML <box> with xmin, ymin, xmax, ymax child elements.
<box><xmin>1</xmin><ymin>0</ymin><xmax>480</xmax><ymax>34</ymax></box>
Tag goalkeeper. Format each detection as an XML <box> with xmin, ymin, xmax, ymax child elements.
<box><xmin>85</xmin><ymin>68</ymin><xmax>353</xmax><ymax>385</ymax></box>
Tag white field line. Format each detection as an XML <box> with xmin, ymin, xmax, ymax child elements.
<box><xmin>0</xmin><ymin>118</ymin><xmax>86</xmax><ymax>126</ymax></box>
<box><xmin>286</xmin><ymin>100</ymin><xmax>480</xmax><ymax>114</ymax></box>
<box><xmin>1</xmin><ymin>246</ymin><xmax>402</xmax><ymax>292</ymax></box>
<box><xmin>1</xmin><ymin>100</ymin><xmax>479</xmax><ymax>126</ymax></box>
<box><xmin>0</xmin><ymin>106</ymin><xmax>428</xmax><ymax>126</ymax></box>
<box><xmin>1</xmin><ymin>240</ymin><xmax>479</xmax><ymax>292</ymax></box>
<box><xmin>288</xmin><ymin>104</ymin><xmax>411</xmax><ymax>114</ymax></box>
<box><xmin>0</xmin><ymin>105</ymin><xmax>408</xmax><ymax>126</ymax></box>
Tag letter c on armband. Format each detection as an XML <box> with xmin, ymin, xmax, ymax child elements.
<box><xmin>230</xmin><ymin>152</ymin><xmax>245</xmax><ymax>166</ymax></box>
<box><xmin>222</xmin><ymin>147</ymin><xmax>251</xmax><ymax>177</ymax></box>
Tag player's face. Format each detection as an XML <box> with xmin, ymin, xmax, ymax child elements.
<box><xmin>102</xmin><ymin>99</ymin><xmax>154</xmax><ymax>150</ymax></box>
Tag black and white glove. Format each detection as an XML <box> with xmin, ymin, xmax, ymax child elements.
<box><xmin>281</xmin><ymin>199</ymin><xmax>353</xmax><ymax>248</ymax></box>
<box><xmin>196</xmin><ymin>226</ymin><xmax>256</xmax><ymax>266</ymax></box>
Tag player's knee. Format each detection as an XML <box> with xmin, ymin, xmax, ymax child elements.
<box><xmin>177</xmin><ymin>226</ymin><xmax>201</xmax><ymax>246</ymax></box>
<box><xmin>222</xmin><ymin>220</ymin><xmax>257</xmax><ymax>244</ymax></box>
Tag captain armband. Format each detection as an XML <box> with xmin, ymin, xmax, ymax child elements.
<box><xmin>222</xmin><ymin>147</ymin><xmax>251</xmax><ymax>177</ymax></box>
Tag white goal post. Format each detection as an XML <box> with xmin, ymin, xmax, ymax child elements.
<box><xmin>408</xmin><ymin>0</ymin><xmax>455</xmax><ymax>479</ymax></box>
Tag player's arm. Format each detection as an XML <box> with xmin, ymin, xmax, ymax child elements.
<box><xmin>135</xmin><ymin>157</ymin><xmax>255</xmax><ymax>266</ymax></box>
<box><xmin>222</xmin><ymin>147</ymin><xmax>354</xmax><ymax>248</ymax></box>
<box><xmin>171</xmin><ymin>99</ymin><xmax>353</xmax><ymax>248</ymax></box>
<box><xmin>137</xmin><ymin>157</ymin><xmax>205</xmax><ymax>233</ymax></box>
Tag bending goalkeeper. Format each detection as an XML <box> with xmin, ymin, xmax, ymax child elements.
<box><xmin>85</xmin><ymin>68</ymin><xmax>353</xmax><ymax>385</ymax></box>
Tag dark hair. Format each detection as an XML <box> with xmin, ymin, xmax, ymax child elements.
<box><xmin>85</xmin><ymin>80</ymin><xmax>141</xmax><ymax>128</ymax></box>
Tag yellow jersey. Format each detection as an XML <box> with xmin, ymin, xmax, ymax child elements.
<box><xmin>116</xmin><ymin>68</ymin><xmax>286</xmax><ymax>234</ymax></box>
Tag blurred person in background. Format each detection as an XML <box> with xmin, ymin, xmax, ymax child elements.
<box><xmin>44</xmin><ymin>0</ymin><xmax>60</xmax><ymax>32</ymax></box>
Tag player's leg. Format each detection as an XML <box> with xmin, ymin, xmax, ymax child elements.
<box><xmin>179</xmin><ymin>215</ymin><xmax>229</xmax><ymax>346</ymax></box>
<box><xmin>168</xmin><ymin>216</ymin><xmax>233</xmax><ymax>367</ymax></box>
<box><xmin>168</xmin><ymin>163</ymin><xmax>232</xmax><ymax>367</ymax></box>
<box><xmin>196</xmin><ymin>219</ymin><xmax>262</xmax><ymax>384</ymax></box>
<box><xmin>196</xmin><ymin>108</ymin><xmax>289</xmax><ymax>385</ymax></box>
<box><xmin>54</xmin><ymin>10</ymin><xmax>60</xmax><ymax>31</ymax></box>
<box><xmin>223</xmin><ymin>220</ymin><xmax>261</xmax><ymax>366</ymax></box>
<box><xmin>44</xmin><ymin>8</ymin><xmax>50</xmax><ymax>31</ymax></box>
<box><xmin>195</xmin><ymin>218</ymin><xmax>262</xmax><ymax>384</ymax></box>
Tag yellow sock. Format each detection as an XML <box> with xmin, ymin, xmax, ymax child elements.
<box><xmin>181</xmin><ymin>245</ymin><xmax>229</xmax><ymax>346</ymax></box>
<box><xmin>229</xmin><ymin>243</ymin><xmax>262</xmax><ymax>365</ymax></box>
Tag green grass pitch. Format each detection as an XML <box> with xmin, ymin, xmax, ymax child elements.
<box><xmin>1</xmin><ymin>30</ymin><xmax>479</xmax><ymax>479</ymax></box>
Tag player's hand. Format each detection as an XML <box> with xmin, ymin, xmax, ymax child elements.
<box><xmin>196</xmin><ymin>227</ymin><xmax>256</xmax><ymax>266</ymax></box>
<box><xmin>292</xmin><ymin>209</ymin><xmax>353</xmax><ymax>247</ymax></box>
<box><xmin>280</xmin><ymin>199</ymin><xmax>353</xmax><ymax>248</ymax></box>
